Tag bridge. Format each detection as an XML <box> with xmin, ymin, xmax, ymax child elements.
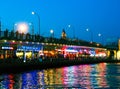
<box><xmin>0</xmin><ymin>29</ymin><xmax>119</xmax><ymax>60</ymax></box>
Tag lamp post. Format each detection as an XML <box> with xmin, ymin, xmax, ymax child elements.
<box><xmin>29</xmin><ymin>22</ymin><xmax>34</xmax><ymax>35</ymax></box>
<box><xmin>32</xmin><ymin>11</ymin><xmax>40</xmax><ymax>36</ymax></box>
<box><xmin>68</xmin><ymin>24</ymin><xmax>75</xmax><ymax>39</ymax></box>
<box><xmin>0</xmin><ymin>18</ymin><xmax>1</xmax><ymax>38</ymax></box>
<box><xmin>98</xmin><ymin>33</ymin><xmax>103</xmax><ymax>44</ymax></box>
<box><xmin>86</xmin><ymin>28</ymin><xmax>93</xmax><ymax>43</ymax></box>
<box><xmin>14</xmin><ymin>23</ymin><xmax>18</xmax><ymax>32</ymax></box>
<box><xmin>50</xmin><ymin>29</ymin><xmax>54</xmax><ymax>38</ymax></box>
<box><xmin>50</xmin><ymin>29</ymin><xmax>54</xmax><ymax>42</ymax></box>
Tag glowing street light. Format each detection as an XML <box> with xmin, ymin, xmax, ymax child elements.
<box><xmin>50</xmin><ymin>29</ymin><xmax>54</xmax><ymax>34</ymax></box>
<box><xmin>68</xmin><ymin>24</ymin><xmax>75</xmax><ymax>39</ymax></box>
<box><xmin>68</xmin><ymin>24</ymin><xmax>71</xmax><ymax>28</ymax></box>
<box><xmin>14</xmin><ymin>23</ymin><xmax>17</xmax><ymax>32</ymax></box>
<box><xmin>29</xmin><ymin>22</ymin><xmax>34</xmax><ymax>35</ymax></box>
<box><xmin>86</xmin><ymin>28</ymin><xmax>89</xmax><ymax>31</ymax></box>
<box><xmin>32</xmin><ymin>11</ymin><xmax>40</xmax><ymax>36</ymax></box>
<box><xmin>98</xmin><ymin>33</ymin><xmax>103</xmax><ymax>44</ymax></box>
<box><xmin>98</xmin><ymin>33</ymin><xmax>102</xmax><ymax>37</ymax></box>
<box><xmin>86</xmin><ymin>28</ymin><xmax>93</xmax><ymax>43</ymax></box>
<box><xmin>50</xmin><ymin>29</ymin><xmax>54</xmax><ymax>38</ymax></box>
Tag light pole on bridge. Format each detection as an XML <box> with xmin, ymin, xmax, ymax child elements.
<box><xmin>32</xmin><ymin>11</ymin><xmax>40</xmax><ymax>36</ymax></box>
<box><xmin>86</xmin><ymin>28</ymin><xmax>93</xmax><ymax>43</ymax></box>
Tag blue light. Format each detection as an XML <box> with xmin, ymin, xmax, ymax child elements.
<box><xmin>2</xmin><ymin>46</ymin><xmax>13</xmax><ymax>50</ymax></box>
<box><xmin>17</xmin><ymin>44</ymin><xmax>43</xmax><ymax>52</ymax></box>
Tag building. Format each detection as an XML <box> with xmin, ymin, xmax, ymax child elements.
<box><xmin>61</xmin><ymin>29</ymin><xmax>67</xmax><ymax>39</ymax></box>
<box><xmin>0</xmin><ymin>40</ymin><xmax>43</xmax><ymax>60</ymax></box>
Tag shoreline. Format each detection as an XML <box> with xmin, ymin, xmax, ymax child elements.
<box><xmin>0</xmin><ymin>58</ymin><xmax>120</xmax><ymax>74</ymax></box>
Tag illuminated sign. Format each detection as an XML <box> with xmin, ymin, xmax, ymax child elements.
<box><xmin>22</xmin><ymin>46</ymin><xmax>41</xmax><ymax>51</ymax></box>
<box><xmin>17</xmin><ymin>45</ymin><xmax>43</xmax><ymax>51</ymax></box>
<box><xmin>2</xmin><ymin>47</ymin><xmax>13</xmax><ymax>50</ymax></box>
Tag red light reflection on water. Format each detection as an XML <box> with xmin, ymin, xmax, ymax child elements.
<box><xmin>0</xmin><ymin>63</ymin><xmax>110</xmax><ymax>88</ymax></box>
<box><xmin>60</xmin><ymin>63</ymin><xmax>109</xmax><ymax>88</ymax></box>
<box><xmin>95</xmin><ymin>63</ymin><xmax>109</xmax><ymax>88</ymax></box>
<box><xmin>0</xmin><ymin>74</ymin><xmax>15</xmax><ymax>89</ymax></box>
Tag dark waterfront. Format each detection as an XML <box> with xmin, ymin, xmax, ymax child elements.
<box><xmin>0</xmin><ymin>63</ymin><xmax>120</xmax><ymax>89</ymax></box>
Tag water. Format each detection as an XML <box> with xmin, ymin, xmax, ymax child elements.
<box><xmin>0</xmin><ymin>63</ymin><xmax>120</xmax><ymax>89</ymax></box>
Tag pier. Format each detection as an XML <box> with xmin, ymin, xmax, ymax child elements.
<box><xmin>0</xmin><ymin>57</ymin><xmax>120</xmax><ymax>74</ymax></box>
<box><xmin>0</xmin><ymin>30</ymin><xmax>119</xmax><ymax>74</ymax></box>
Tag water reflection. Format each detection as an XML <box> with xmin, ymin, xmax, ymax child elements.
<box><xmin>22</xmin><ymin>71</ymin><xmax>38</xmax><ymax>89</ymax></box>
<box><xmin>0</xmin><ymin>74</ymin><xmax>15</xmax><ymax>89</ymax></box>
<box><xmin>1</xmin><ymin>63</ymin><xmax>120</xmax><ymax>88</ymax></box>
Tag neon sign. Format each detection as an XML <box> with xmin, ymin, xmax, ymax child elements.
<box><xmin>2</xmin><ymin>47</ymin><xmax>13</xmax><ymax>50</ymax></box>
<box><xmin>17</xmin><ymin>45</ymin><xmax>42</xmax><ymax>51</ymax></box>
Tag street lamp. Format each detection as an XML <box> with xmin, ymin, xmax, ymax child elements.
<box><xmin>50</xmin><ymin>29</ymin><xmax>54</xmax><ymax>38</ymax></box>
<box><xmin>98</xmin><ymin>33</ymin><xmax>101</xmax><ymax>37</ymax></box>
<box><xmin>32</xmin><ymin>11</ymin><xmax>40</xmax><ymax>36</ymax></box>
<box><xmin>98</xmin><ymin>33</ymin><xmax>103</xmax><ymax>44</ymax></box>
<box><xmin>68</xmin><ymin>24</ymin><xmax>75</xmax><ymax>39</ymax></box>
<box><xmin>14</xmin><ymin>23</ymin><xmax>17</xmax><ymax>32</ymax></box>
<box><xmin>29</xmin><ymin>22</ymin><xmax>34</xmax><ymax>35</ymax></box>
<box><xmin>86</xmin><ymin>28</ymin><xmax>93</xmax><ymax>43</ymax></box>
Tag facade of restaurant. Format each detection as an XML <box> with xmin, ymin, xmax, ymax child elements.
<box><xmin>16</xmin><ymin>42</ymin><xmax>43</xmax><ymax>61</ymax></box>
<box><xmin>0</xmin><ymin>40</ymin><xmax>43</xmax><ymax>60</ymax></box>
<box><xmin>0</xmin><ymin>30</ymin><xmax>119</xmax><ymax>60</ymax></box>
<box><xmin>0</xmin><ymin>41</ymin><xmax>15</xmax><ymax>59</ymax></box>
<box><xmin>0</xmin><ymin>40</ymin><xmax>108</xmax><ymax>60</ymax></box>
<box><xmin>56</xmin><ymin>45</ymin><xmax>107</xmax><ymax>59</ymax></box>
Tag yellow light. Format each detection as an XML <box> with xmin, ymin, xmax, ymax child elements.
<box><xmin>16</xmin><ymin>52</ymin><xmax>23</xmax><ymax>57</ymax></box>
<box><xmin>12</xmin><ymin>40</ymin><xmax>15</xmax><ymax>43</ymax></box>
<box><xmin>49</xmin><ymin>43</ymin><xmax>52</xmax><ymax>45</ymax></box>
<box><xmin>41</xmin><ymin>43</ymin><xmax>44</xmax><ymax>45</ymax></box>
<box><xmin>20</xmin><ymin>41</ymin><xmax>22</xmax><ymax>43</ymax></box>
<box><xmin>117</xmin><ymin>50</ymin><xmax>120</xmax><ymax>60</ymax></box>
<box><xmin>96</xmin><ymin>43</ymin><xmax>100</xmax><ymax>46</ymax></box>
<box><xmin>60</xmin><ymin>44</ymin><xmax>62</xmax><ymax>46</ymax></box>
<box><xmin>4</xmin><ymin>40</ymin><xmax>7</xmax><ymax>42</ymax></box>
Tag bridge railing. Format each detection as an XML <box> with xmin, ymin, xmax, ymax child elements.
<box><xmin>0</xmin><ymin>30</ymin><xmax>104</xmax><ymax>48</ymax></box>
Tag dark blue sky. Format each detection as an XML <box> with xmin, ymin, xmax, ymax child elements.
<box><xmin>0</xmin><ymin>0</ymin><xmax>120</xmax><ymax>44</ymax></box>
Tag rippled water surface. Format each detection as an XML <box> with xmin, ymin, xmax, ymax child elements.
<box><xmin>0</xmin><ymin>63</ymin><xmax>120</xmax><ymax>89</ymax></box>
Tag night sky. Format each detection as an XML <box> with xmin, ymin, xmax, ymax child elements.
<box><xmin>0</xmin><ymin>0</ymin><xmax>120</xmax><ymax>44</ymax></box>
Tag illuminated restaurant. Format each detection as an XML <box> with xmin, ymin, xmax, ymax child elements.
<box><xmin>0</xmin><ymin>40</ymin><xmax>43</xmax><ymax>60</ymax></box>
<box><xmin>16</xmin><ymin>42</ymin><xmax>43</xmax><ymax>60</ymax></box>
